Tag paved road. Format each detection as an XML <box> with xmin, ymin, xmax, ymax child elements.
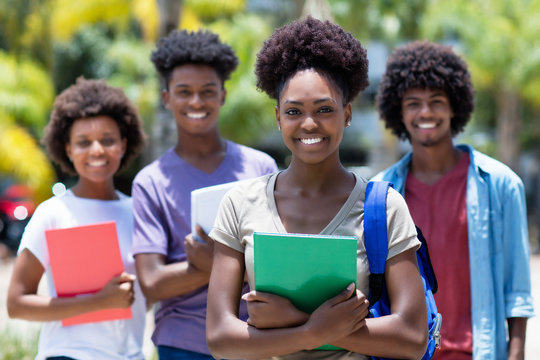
<box><xmin>1</xmin><ymin>254</ymin><xmax>539</xmax><ymax>358</ymax></box>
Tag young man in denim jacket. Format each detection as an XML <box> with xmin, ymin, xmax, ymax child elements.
<box><xmin>373</xmin><ymin>40</ymin><xmax>534</xmax><ymax>360</ymax></box>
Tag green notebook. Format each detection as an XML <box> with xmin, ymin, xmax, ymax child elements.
<box><xmin>253</xmin><ymin>232</ymin><xmax>357</xmax><ymax>350</ymax></box>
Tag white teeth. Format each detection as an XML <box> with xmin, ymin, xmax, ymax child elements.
<box><xmin>88</xmin><ymin>160</ymin><xmax>106</xmax><ymax>167</ymax></box>
<box><xmin>300</xmin><ymin>138</ymin><xmax>323</xmax><ymax>145</ymax></box>
<box><xmin>187</xmin><ymin>113</ymin><xmax>206</xmax><ymax>119</ymax></box>
<box><xmin>418</xmin><ymin>123</ymin><xmax>436</xmax><ymax>129</ymax></box>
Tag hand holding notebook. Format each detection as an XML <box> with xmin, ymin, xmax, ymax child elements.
<box><xmin>45</xmin><ymin>221</ymin><xmax>133</xmax><ymax>326</ymax></box>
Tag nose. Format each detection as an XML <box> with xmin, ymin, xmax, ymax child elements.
<box><xmin>301</xmin><ymin>115</ymin><xmax>318</xmax><ymax>131</ymax></box>
<box><xmin>89</xmin><ymin>140</ymin><xmax>105</xmax><ymax>155</ymax></box>
<box><xmin>419</xmin><ymin>101</ymin><xmax>433</xmax><ymax>117</ymax></box>
<box><xmin>189</xmin><ymin>93</ymin><xmax>203</xmax><ymax>108</ymax></box>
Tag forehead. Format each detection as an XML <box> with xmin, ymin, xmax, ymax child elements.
<box><xmin>169</xmin><ymin>64</ymin><xmax>222</xmax><ymax>87</ymax></box>
<box><xmin>280</xmin><ymin>69</ymin><xmax>342</xmax><ymax>103</ymax></box>
<box><xmin>402</xmin><ymin>88</ymin><xmax>449</xmax><ymax>100</ymax></box>
<box><xmin>70</xmin><ymin>115</ymin><xmax>120</xmax><ymax>135</ymax></box>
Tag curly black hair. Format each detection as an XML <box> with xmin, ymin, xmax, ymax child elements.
<box><xmin>42</xmin><ymin>77</ymin><xmax>146</xmax><ymax>176</ymax></box>
<box><xmin>255</xmin><ymin>16</ymin><xmax>369</xmax><ymax>104</ymax></box>
<box><xmin>376</xmin><ymin>40</ymin><xmax>475</xmax><ymax>140</ymax></box>
<box><xmin>151</xmin><ymin>29</ymin><xmax>239</xmax><ymax>90</ymax></box>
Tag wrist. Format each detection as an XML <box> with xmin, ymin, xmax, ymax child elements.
<box><xmin>299</xmin><ymin>320</ymin><xmax>323</xmax><ymax>350</ymax></box>
<box><xmin>288</xmin><ymin>308</ymin><xmax>309</xmax><ymax>327</ymax></box>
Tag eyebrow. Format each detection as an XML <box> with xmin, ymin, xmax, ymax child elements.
<box><xmin>283</xmin><ymin>97</ymin><xmax>337</xmax><ymax>105</ymax></box>
<box><xmin>403</xmin><ymin>92</ymin><xmax>446</xmax><ymax>101</ymax></box>
<box><xmin>173</xmin><ymin>82</ymin><xmax>219</xmax><ymax>88</ymax></box>
<box><xmin>73</xmin><ymin>131</ymin><xmax>117</xmax><ymax>138</ymax></box>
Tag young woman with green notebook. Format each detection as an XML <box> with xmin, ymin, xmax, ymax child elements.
<box><xmin>206</xmin><ymin>16</ymin><xmax>427</xmax><ymax>360</ymax></box>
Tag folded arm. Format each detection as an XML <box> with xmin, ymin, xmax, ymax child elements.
<box><xmin>206</xmin><ymin>242</ymin><xmax>370</xmax><ymax>360</ymax></box>
<box><xmin>219</xmin><ymin>246</ymin><xmax>428</xmax><ymax>359</ymax></box>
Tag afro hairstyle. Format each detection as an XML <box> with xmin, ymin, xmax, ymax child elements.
<box><xmin>151</xmin><ymin>29</ymin><xmax>239</xmax><ymax>90</ymax></box>
<box><xmin>376</xmin><ymin>40</ymin><xmax>475</xmax><ymax>140</ymax></box>
<box><xmin>255</xmin><ymin>16</ymin><xmax>369</xmax><ymax>104</ymax></box>
<box><xmin>42</xmin><ymin>77</ymin><xmax>146</xmax><ymax>176</ymax></box>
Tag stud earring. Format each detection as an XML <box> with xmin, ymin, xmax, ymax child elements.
<box><xmin>345</xmin><ymin>121</ymin><xmax>351</xmax><ymax>128</ymax></box>
<box><xmin>278</xmin><ymin>124</ymin><xmax>281</xmax><ymax>131</ymax></box>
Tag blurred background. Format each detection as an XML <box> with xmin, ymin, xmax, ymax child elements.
<box><xmin>1</xmin><ymin>0</ymin><xmax>540</xmax><ymax>266</ymax></box>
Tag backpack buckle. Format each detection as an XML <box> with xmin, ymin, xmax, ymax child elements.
<box><xmin>433</xmin><ymin>313</ymin><xmax>442</xmax><ymax>348</ymax></box>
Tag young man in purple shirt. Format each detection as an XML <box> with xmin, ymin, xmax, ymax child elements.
<box><xmin>132</xmin><ymin>29</ymin><xmax>278</xmax><ymax>359</ymax></box>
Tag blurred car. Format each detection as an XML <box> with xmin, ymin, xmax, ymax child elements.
<box><xmin>0</xmin><ymin>179</ymin><xmax>36</xmax><ymax>254</ymax></box>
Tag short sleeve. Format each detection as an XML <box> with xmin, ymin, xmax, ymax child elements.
<box><xmin>132</xmin><ymin>175</ymin><xmax>169</xmax><ymax>255</ymax></box>
<box><xmin>209</xmin><ymin>187</ymin><xmax>245</xmax><ymax>253</ymax></box>
<box><xmin>18</xmin><ymin>202</ymin><xmax>54</xmax><ymax>268</ymax></box>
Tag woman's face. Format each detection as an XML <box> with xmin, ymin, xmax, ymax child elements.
<box><xmin>65</xmin><ymin>115</ymin><xmax>126</xmax><ymax>185</ymax></box>
<box><xmin>276</xmin><ymin>69</ymin><xmax>351</xmax><ymax>166</ymax></box>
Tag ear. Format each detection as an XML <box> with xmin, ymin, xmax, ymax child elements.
<box><xmin>161</xmin><ymin>89</ymin><xmax>170</xmax><ymax>109</ymax></box>
<box><xmin>344</xmin><ymin>103</ymin><xmax>352</xmax><ymax>127</ymax></box>
<box><xmin>275</xmin><ymin>105</ymin><xmax>281</xmax><ymax>130</ymax></box>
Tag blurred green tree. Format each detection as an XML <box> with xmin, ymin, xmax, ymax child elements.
<box><xmin>329</xmin><ymin>0</ymin><xmax>428</xmax><ymax>43</ymax></box>
<box><xmin>0</xmin><ymin>0</ymin><xmax>53</xmax><ymax>67</ymax></box>
<box><xmin>0</xmin><ymin>52</ymin><xmax>56</xmax><ymax>202</ymax></box>
<box><xmin>209</xmin><ymin>13</ymin><xmax>276</xmax><ymax>145</ymax></box>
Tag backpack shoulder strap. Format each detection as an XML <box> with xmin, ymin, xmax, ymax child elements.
<box><xmin>364</xmin><ymin>180</ymin><xmax>391</xmax><ymax>303</ymax></box>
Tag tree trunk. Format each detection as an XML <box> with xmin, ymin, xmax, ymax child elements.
<box><xmin>150</xmin><ymin>0</ymin><xmax>183</xmax><ymax>160</ymax></box>
<box><xmin>157</xmin><ymin>0</ymin><xmax>182</xmax><ymax>38</ymax></box>
<box><xmin>495</xmin><ymin>89</ymin><xmax>521</xmax><ymax>171</ymax></box>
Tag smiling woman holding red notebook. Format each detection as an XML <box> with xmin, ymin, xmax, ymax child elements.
<box><xmin>6</xmin><ymin>77</ymin><xmax>147</xmax><ymax>360</ymax></box>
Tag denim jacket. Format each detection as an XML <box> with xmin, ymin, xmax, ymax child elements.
<box><xmin>373</xmin><ymin>144</ymin><xmax>535</xmax><ymax>359</ymax></box>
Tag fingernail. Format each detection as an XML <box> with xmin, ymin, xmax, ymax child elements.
<box><xmin>347</xmin><ymin>283</ymin><xmax>354</xmax><ymax>291</ymax></box>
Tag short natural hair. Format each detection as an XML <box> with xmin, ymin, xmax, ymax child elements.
<box><xmin>43</xmin><ymin>77</ymin><xmax>146</xmax><ymax>175</ymax></box>
<box><xmin>255</xmin><ymin>16</ymin><xmax>369</xmax><ymax>104</ymax></box>
<box><xmin>150</xmin><ymin>29</ymin><xmax>239</xmax><ymax>90</ymax></box>
<box><xmin>376</xmin><ymin>40</ymin><xmax>475</xmax><ymax>140</ymax></box>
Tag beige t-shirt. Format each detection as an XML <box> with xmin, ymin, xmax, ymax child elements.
<box><xmin>210</xmin><ymin>172</ymin><xmax>420</xmax><ymax>360</ymax></box>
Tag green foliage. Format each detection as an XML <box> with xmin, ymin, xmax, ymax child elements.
<box><xmin>329</xmin><ymin>0</ymin><xmax>428</xmax><ymax>43</ymax></box>
<box><xmin>52</xmin><ymin>26</ymin><xmax>113</xmax><ymax>93</ymax></box>
<box><xmin>51</xmin><ymin>0</ymin><xmax>131</xmax><ymax>41</ymax></box>
<box><xmin>104</xmin><ymin>38</ymin><xmax>159</xmax><ymax>132</ymax></box>
<box><xmin>0</xmin><ymin>327</ymin><xmax>39</xmax><ymax>360</ymax></box>
<box><xmin>52</xmin><ymin>26</ymin><xmax>158</xmax><ymax>126</ymax></box>
<box><xmin>185</xmin><ymin>0</ymin><xmax>246</xmax><ymax>20</ymax></box>
<box><xmin>209</xmin><ymin>13</ymin><xmax>276</xmax><ymax>145</ymax></box>
<box><xmin>421</xmin><ymin>0</ymin><xmax>540</xmax><ymax>99</ymax></box>
<box><xmin>0</xmin><ymin>0</ymin><xmax>53</xmax><ymax>67</ymax></box>
<box><xmin>0</xmin><ymin>51</ymin><xmax>54</xmax><ymax>134</ymax></box>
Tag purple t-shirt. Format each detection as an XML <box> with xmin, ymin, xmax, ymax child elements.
<box><xmin>132</xmin><ymin>141</ymin><xmax>278</xmax><ymax>355</ymax></box>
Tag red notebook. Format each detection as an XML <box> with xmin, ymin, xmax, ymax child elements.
<box><xmin>45</xmin><ymin>221</ymin><xmax>132</xmax><ymax>326</ymax></box>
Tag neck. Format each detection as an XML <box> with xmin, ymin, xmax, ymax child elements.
<box><xmin>71</xmin><ymin>179</ymin><xmax>118</xmax><ymax>200</ymax></box>
<box><xmin>409</xmin><ymin>142</ymin><xmax>463</xmax><ymax>184</ymax></box>
<box><xmin>281</xmin><ymin>155</ymin><xmax>353</xmax><ymax>193</ymax></box>
<box><xmin>175</xmin><ymin>130</ymin><xmax>225</xmax><ymax>159</ymax></box>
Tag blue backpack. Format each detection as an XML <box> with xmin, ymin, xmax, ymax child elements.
<box><xmin>364</xmin><ymin>181</ymin><xmax>442</xmax><ymax>360</ymax></box>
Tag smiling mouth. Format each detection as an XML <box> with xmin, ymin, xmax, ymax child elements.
<box><xmin>87</xmin><ymin>160</ymin><xmax>107</xmax><ymax>167</ymax></box>
<box><xmin>417</xmin><ymin>122</ymin><xmax>437</xmax><ymax>129</ymax></box>
<box><xmin>186</xmin><ymin>112</ymin><xmax>207</xmax><ymax>119</ymax></box>
<box><xmin>299</xmin><ymin>137</ymin><xmax>324</xmax><ymax>145</ymax></box>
